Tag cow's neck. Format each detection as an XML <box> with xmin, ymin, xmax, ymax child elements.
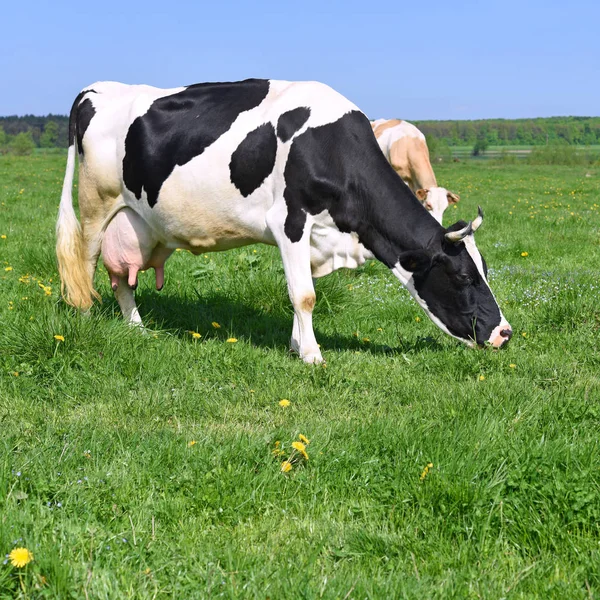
<box><xmin>351</xmin><ymin>165</ymin><xmax>442</xmax><ymax>268</ymax></box>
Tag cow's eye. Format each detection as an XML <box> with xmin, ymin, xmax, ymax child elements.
<box><xmin>456</xmin><ymin>273</ymin><xmax>473</xmax><ymax>286</ymax></box>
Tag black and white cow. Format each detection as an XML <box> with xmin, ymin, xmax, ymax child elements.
<box><xmin>56</xmin><ymin>78</ymin><xmax>512</xmax><ymax>363</ymax></box>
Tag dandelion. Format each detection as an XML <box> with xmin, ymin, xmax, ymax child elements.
<box><xmin>377</xmin><ymin>327</ymin><xmax>383</xmax><ymax>332</ymax></box>
<box><xmin>279</xmin><ymin>399</ymin><xmax>290</xmax><ymax>407</ymax></box>
<box><xmin>298</xmin><ymin>434</ymin><xmax>310</xmax><ymax>445</ymax></box>
<box><xmin>9</xmin><ymin>547</ymin><xmax>33</xmax><ymax>568</ymax></box>
<box><xmin>13</xmin><ymin>372</ymin><xmax>19</xmax><ymax>377</ymax></box>
<box><xmin>1</xmin><ymin>235</ymin><xmax>6</xmax><ymax>239</ymax></box>
<box><xmin>521</xmin><ymin>252</ymin><xmax>529</xmax><ymax>257</ymax></box>
<box><xmin>54</xmin><ymin>335</ymin><xmax>65</xmax><ymax>342</ymax></box>
<box><xmin>211</xmin><ymin>322</ymin><xmax>221</xmax><ymax>329</ymax></box>
<box><xmin>272</xmin><ymin>441</ymin><xmax>284</xmax><ymax>457</ymax></box>
<box><xmin>362</xmin><ymin>337</ymin><xmax>370</xmax><ymax>343</ymax></box>
<box><xmin>4</xmin><ymin>266</ymin><xmax>12</xmax><ymax>272</ymax></box>
<box><xmin>509</xmin><ymin>364</ymin><xmax>516</xmax><ymax>369</ymax></box>
<box><xmin>281</xmin><ymin>461</ymin><xmax>292</xmax><ymax>473</ymax></box>
<box><xmin>226</xmin><ymin>338</ymin><xmax>238</xmax><ymax>343</ymax></box>
<box><xmin>522</xmin><ymin>332</ymin><xmax>527</xmax><ymax>338</ymax></box>
<box><xmin>415</xmin><ymin>316</ymin><xmax>421</xmax><ymax>322</ymax></box>
<box><xmin>187</xmin><ymin>440</ymin><xmax>197</xmax><ymax>447</ymax></box>
<box><xmin>420</xmin><ymin>462</ymin><xmax>433</xmax><ymax>482</ymax></box>
<box><xmin>292</xmin><ymin>441</ymin><xmax>309</xmax><ymax>460</ymax></box>
<box><xmin>189</xmin><ymin>331</ymin><xmax>201</xmax><ymax>339</ymax></box>
<box><xmin>479</xmin><ymin>375</ymin><xmax>485</xmax><ymax>381</ymax></box>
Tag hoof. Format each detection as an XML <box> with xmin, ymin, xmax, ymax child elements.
<box><xmin>300</xmin><ymin>351</ymin><xmax>324</xmax><ymax>365</ymax></box>
<box><xmin>112</xmin><ymin>283</ymin><xmax>118</xmax><ymax>292</ymax></box>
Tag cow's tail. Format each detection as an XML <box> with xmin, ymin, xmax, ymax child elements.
<box><xmin>56</xmin><ymin>93</ymin><xmax>99</xmax><ymax>309</ymax></box>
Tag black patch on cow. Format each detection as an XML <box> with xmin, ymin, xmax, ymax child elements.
<box><xmin>282</xmin><ymin>110</ymin><xmax>503</xmax><ymax>345</ymax></box>
<box><xmin>68</xmin><ymin>90</ymin><xmax>97</xmax><ymax>155</ymax></box>
<box><xmin>230</xmin><ymin>123</ymin><xmax>277</xmax><ymax>197</ymax></box>
<box><xmin>122</xmin><ymin>79</ymin><xmax>270</xmax><ymax>207</ymax></box>
<box><xmin>277</xmin><ymin>107</ymin><xmax>310</xmax><ymax>142</ymax></box>
<box><xmin>282</xmin><ymin>110</ymin><xmax>430</xmax><ymax>264</ymax></box>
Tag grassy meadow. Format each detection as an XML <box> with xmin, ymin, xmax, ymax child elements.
<box><xmin>1</xmin><ymin>154</ymin><xmax>600</xmax><ymax>598</ymax></box>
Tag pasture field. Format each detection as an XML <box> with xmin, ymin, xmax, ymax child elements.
<box><xmin>1</xmin><ymin>154</ymin><xmax>600</xmax><ymax>599</ymax></box>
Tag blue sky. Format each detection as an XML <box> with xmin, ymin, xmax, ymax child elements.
<box><xmin>1</xmin><ymin>0</ymin><xmax>598</xmax><ymax>119</ymax></box>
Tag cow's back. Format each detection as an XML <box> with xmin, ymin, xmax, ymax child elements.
<box><xmin>76</xmin><ymin>79</ymin><xmax>361</xmax><ymax>252</ymax></box>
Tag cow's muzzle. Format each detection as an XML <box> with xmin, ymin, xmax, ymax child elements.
<box><xmin>489</xmin><ymin>324</ymin><xmax>513</xmax><ymax>349</ymax></box>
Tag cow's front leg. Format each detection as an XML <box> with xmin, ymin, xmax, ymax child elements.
<box><xmin>267</xmin><ymin>211</ymin><xmax>322</xmax><ymax>364</ymax></box>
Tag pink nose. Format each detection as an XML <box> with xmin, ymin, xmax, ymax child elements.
<box><xmin>491</xmin><ymin>328</ymin><xmax>512</xmax><ymax>348</ymax></box>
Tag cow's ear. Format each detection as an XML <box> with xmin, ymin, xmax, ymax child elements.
<box><xmin>398</xmin><ymin>250</ymin><xmax>432</xmax><ymax>273</ymax></box>
<box><xmin>415</xmin><ymin>188</ymin><xmax>428</xmax><ymax>201</ymax></box>
<box><xmin>447</xmin><ymin>191</ymin><xmax>460</xmax><ymax>204</ymax></box>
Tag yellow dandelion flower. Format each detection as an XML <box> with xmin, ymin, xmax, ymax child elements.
<box><xmin>420</xmin><ymin>462</ymin><xmax>433</xmax><ymax>482</ymax></box>
<box><xmin>9</xmin><ymin>547</ymin><xmax>33</xmax><ymax>568</ymax></box>
<box><xmin>54</xmin><ymin>335</ymin><xmax>65</xmax><ymax>342</ymax></box>
<box><xmin>479</xmin><ymin>375</ymin><xmax>485</xmax><ymax>381</ymax></box>
<box><xmin>13</xmin><ymin>372</ymin><xmax>19</xmax><ymax>377</ymax></box>
<box><xmin>187</xmin><ymin>440</ymin><xmax>197</xmax><ymax>447</ymax></box>
<box><xmin>226</xmin><ymin>338</ymin><xmax>238</xmax><ymax>343</ymax></box>
<box><xmin>212</xmin><ymin>322</ymin><xmax>221</xmax><ymax>328</ymax></box>
<box><xmin>509</xmin><ymin>363</ymin><xmax>516</xmax><ymax>369</ymax></box>
<box><xmin>281</xmin><ymin>461</ymin><xmax>292</xmax><ymax>473</ymax></box>
<box><xmin>279</xmin><ymin>399</ymin><xmax>291</xmax><ymax>407</ymax></box>
<box><xmin>298</xmin><ymin>434</ymin><xmax>310</xmax><ymax>445</ymax></box>
<box><xmin>521</xmin><ymin>252</ymin><xmax>529</xmax><ymax>257</ymax></box>
<box><xmin>4</xmin><ymin>266</ymin><xmax>13</xmax><ymax>272</ymax></box>
<box><xmin>415</xmin><ymin>316</ymin><xmax>421</xmax><ymax>322</ymax></box>
<box><xmin>1</xmin><ymin>235</ymin><xmax>6</xmax><ymax>239</ymax></box>
<box><xmin>377</xmin><ymin>327</ymin><xmax>383</xmax><ymax>332</ymax></box>
<box><xmin>292</xmin><ymin>441</ymin><xmax>309</xmax><ymax>460</ymax></box>
<box><xmin>362</xmin><ymin>337</ymin><xmax>370</xmax><ymax>343</ymax></box>
<box><xmin>522</xmin><ymin>332</ymin><xmax>527</xmax><ymax>338</ymax></box>
<box><xmin>189</xmin><ymin>331</ymin><xmax>201</xmax><ymax>339</ymax></box>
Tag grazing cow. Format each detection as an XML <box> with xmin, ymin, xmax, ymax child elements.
<box><xmin>371</xmin><ymin>118</ymin><xmax>459</xmax><ymax>224</ymax></box>
<box><xmin>56</xmin><ymin>79</ymin><xmax>512</xmax><ymax>363</ymax></box>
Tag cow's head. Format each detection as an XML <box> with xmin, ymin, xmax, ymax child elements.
<box><xmin>415</xmin><ymin>187</ymin><xmax>460</xmax><ymax>225</ymax></box>
<box><xmin>392</xmin><ymin>207</ymin><xmax>512</xmax><ymax>348</ymax></box>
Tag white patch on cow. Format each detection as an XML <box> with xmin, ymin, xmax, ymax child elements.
<box><xmin>463</xmin><ymin>235</ymin><xmax>510</xmax><ymax>343</ymax></box>
<box><xmin>391</xmin><ymin>262</ymin><xmax>476</xmax><ymax>347</ymax></box>
<box><xmin>309</xmin><ymin>210</ymin><xmax>374</xmax><ymax>277</ymax></box>
<box><xmin>425</xmin><ymin>187</ymin><xmax>451</xmax><ymax>225</ymax></box>
<box><xmin>375</xmin><ymin>120</ymin><xmax>425</xmax><ymax>161</ymax></box>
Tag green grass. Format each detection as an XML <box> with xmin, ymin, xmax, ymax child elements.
<box><xmin>1</xmin><ymin>155</ymin><xmax>600</xmax><ymax>598</ymax></box>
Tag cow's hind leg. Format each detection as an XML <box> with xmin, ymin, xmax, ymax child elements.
<box><xmin>113</xmin><ymin>277</ymin><xmax>143</xmax><ymax>326</ymax></box>
<box><xmin>267</xmin><ymin>207</ymin><xmax>322</xmax><ymax>364</ymax></box>
<box><xmin>77</xmin><ymin>170</ymin><xmax>124</xmax><ymax>310</ymax></box>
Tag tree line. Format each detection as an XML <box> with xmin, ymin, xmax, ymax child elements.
<box><xmin>0</xmin><ymin>115</ymin><xmax>68</xmax><ymax>155</ymax></box>
<box><xmin>1</xmin><ymin>114</ymin><xmax>599</xmax><ymax>156</ymax></box>
<box><xmin>413</xmin><ymin>116</ymin><xmax>600</xmax><ymax>147</ymax></box>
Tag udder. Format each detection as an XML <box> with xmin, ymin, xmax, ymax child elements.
<box><xmin>102</xmin><ymin>208</ymin><xmax>173</xmax><ymax>290</ymax></box>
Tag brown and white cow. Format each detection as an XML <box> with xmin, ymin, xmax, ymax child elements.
<box><xmin>371</xmin><ymin>118</ymin><xmax>459</xmax><ymax>224</ymax></box>
<box><xmin>56</xmin><ymin>79</ymin><xmax>512</xmax><ymax>363</ymax></box>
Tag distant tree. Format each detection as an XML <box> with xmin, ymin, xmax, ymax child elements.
<box><xmin>40</xmin><ymin>120</ymin><xmax>59</xmax><ymax>147</ymax></box>
<box><xmin>472</xmin><ymin>135</ymin><xmax>489</xmax><ymax>157</ymax></box>
<box><xmin>0</xmin><ymin>126</ymin><xmax>6</xmax><ymax>147</ymax></box>
<box><xmin>11</xmin><ymin>132</ymin><xmax>35</xmax><ymax>155</ymax></box>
